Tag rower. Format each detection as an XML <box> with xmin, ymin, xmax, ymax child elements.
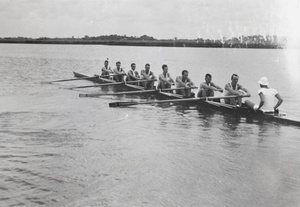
<box><xmin>175</xmin><ymin>70</ymin><xmax>195</xmax><ymax>97</ymax></box>
<box><xmin>245</xmin><ymin>77</ymin><xmax>283</xmax><ymax>113</ymax></box>
<box><xmin>197</xmin><ymin>73</ymin><xmax>223</xmax><ymax>97</ymax></box>
<box><xmin>140</xmin><ymin>63</ymin><xmax>156</xmax><ymax>89</ymax></box>
<box><xmin>100</xmin><ymin>59</ymin><xmax>113</xmax><ymax>79</ymax></box>
<box><xmin>126</xmin><ymin>63</ymin><xmax>141</xmax><ymax>85</ymax></box>
<box><xmin>113</xmin><ymin>61</ymin><xmax>126</xmax><ymax>82</ymax></box>
<box><xmin>224</xmin><ymin>74</ymin><xmax>251</xmax><ymax>105</ymax></box>
<box><xmin>157</xmin><ymin>64</ymin><xmax>175</xmax><ymax>90</ymax></box>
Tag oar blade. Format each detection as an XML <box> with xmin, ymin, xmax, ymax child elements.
<box><xmin>109</xmin><ymin>101</ymin><xmax>139</xmax><ymax>107</ymax></box>
<box><xmin>79</xmin><ymin>94</ymin><xmax>88</xmax><ymax>97</ymax></box>
<box><xmin>79</xmin><ymin>93</ymin><xmax>117</xmax><ymax>97</ymax></box>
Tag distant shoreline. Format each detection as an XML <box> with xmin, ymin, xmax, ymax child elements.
<box><xmin>0</xmin><ymin>37</ymin><xmax>285</xmax><ymax>49</ymax></box>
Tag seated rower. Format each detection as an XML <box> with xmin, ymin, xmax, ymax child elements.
<box><xmin>175</xmin><ymin>70</ymin><xmax>195</xmax><ymax>97</ymax></box>
<box><xmin>140</xmin><ymin>63</ymin><xmax>156</xmax><ymax>89</ymax></box>
<box><xmin>100</xmin><ymin>59</ymin><xmax>113</xmax><ymax>79</ymax></box>
<box><xmin>157</xmin><ymin>64</ymin><xmax>175</xmax><ymax>90</ymax></box>
<box><xmin>245</xmin><ymin>77</ymin><xmax>283</xmax><ymax>112</ymax></box>
<box><xmin>197</xmin><ymin>73</ymin><xmax>223</xmax><ymax>97</ymax></box>
<box><xmin>224</xmin><ymin>74</ymin><xmax>251</xmax><ymax>105</ymax></box>
<box><xmin>113</xmin><ymin>61</ymin><xmax>126</xmax><ymax>82</ymax></box>
<box><xmin>126</xmin><ymin>63</ymin><xmax>141</xmax><ymax>85</ymax></box>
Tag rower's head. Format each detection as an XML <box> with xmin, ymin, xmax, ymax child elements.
<box><xmin>162</xmin><ymin>64</ymin><xmax>168</xmax><ymax>73</ymax></box>
<box><xmin>231</xmin><ymin>74</ymin><xmax>239</xmax><ymax>84</ymax></box>
<box><xmin>104</xmin><ymin>60</ymin><xmax>109</xmax><ymax>66</ymax></box>
<box><xmin>145</xmin><ymin>63</ymin><xmax>150</xmax><ymax>71</ymax></box>
<box><xmin>182</xmin><ymin>70</ymin><xmax>189</xmax><ymax>79</ymax></box>
<box><xmin>116</xmin><ymin>61</ymin><xmax>121</xmax><ymax>68</ymax></box>
<box><xmin>131</xmin><ymin>63</ymin><xmax>136</xmax><ymax>70</ymax></box>
<box><xmin>205</xmin><ymin>73</ymin><xmax>212</xmax><ymax>83</ymax></box>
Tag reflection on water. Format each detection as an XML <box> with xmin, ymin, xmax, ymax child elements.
<box><xmin>1</xmin><ymin>44</ymin><xmax>300</xmax><ymax>207</ymax></box>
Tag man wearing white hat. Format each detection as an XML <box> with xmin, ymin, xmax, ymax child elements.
<box><xmin>245</xmin><ymin>77</ymin><xmax>283</xmax><ymax>112</ymax></box>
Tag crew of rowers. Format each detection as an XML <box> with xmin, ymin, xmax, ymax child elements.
<box><xmin>100</xmin><ymin>60</ymin><xmax>283</xmax><ymax>112</ymax></box>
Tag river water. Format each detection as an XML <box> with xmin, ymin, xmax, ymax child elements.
<box><xmin>0</xmin><ymin>44</ymin><xmax>300</xmax><ymax>207</ymax></box>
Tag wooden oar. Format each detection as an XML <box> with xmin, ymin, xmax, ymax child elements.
<box><xmin>79</xmin><ymin>87</ymin><xmax>198</xmax><ymax>97</ymax></box>
<box><xmin>98</xmin><ymin>74</ymin><xmax>127</xmax><ymax>78</ymax></box>
<box><xmin>70</xmin><ymin>79</ymin><xmax>157</xmax><ymax>89</ymax></box>
<box><xmin>109</xmin><ymin>95</ymin><xmax>250</xmax><ymax>107</ymax></box>
<box><xmin>43</xmin><ymin>76</ymin><xmax>98</xmax><ymax>84</ymax></box>
<box><xmin>42</xmin><ymin>74</ymin><xmax>118</xmax><ymax>84</ymax></box>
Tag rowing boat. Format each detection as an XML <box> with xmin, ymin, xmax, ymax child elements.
<box><xmin>73</xmin><ymin>72</ymin><xmax>300</xmax><ymax>127</ymax></box>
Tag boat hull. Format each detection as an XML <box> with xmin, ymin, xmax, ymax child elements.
<box><xmin>198</xmin><ymin>100</ymin><xmax>300</xmax><ymax>127</ymax></box>
<box><xmin>73</xmin><ymin>71</ymin><xmax>146</xmax><ymax>91</ymax></box>
<box><xmin>73</xmin><ymin>71</ymin><xmax>112</xmax><ymax>84</ymax></box>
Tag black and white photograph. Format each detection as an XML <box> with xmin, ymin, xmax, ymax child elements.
<box><xmin>0</xmin><ymin>0</ymin><xmax>300</xmax><ymax>206</ymax></box>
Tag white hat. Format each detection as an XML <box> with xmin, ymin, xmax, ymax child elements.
<box><xmin>258</xmin><ymin>77</ymin><xmax>269</xmax><ymax>86</ymax></box>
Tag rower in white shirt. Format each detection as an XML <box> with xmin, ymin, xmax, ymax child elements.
<box><xmin>245</xmin><ymin>77</ymin><xmax>283</xmax><ymax>112</ymax></box>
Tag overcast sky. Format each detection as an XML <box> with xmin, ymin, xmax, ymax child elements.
<box><xmin>0</xmin><ymin>0</ymin><xmax>299</xmax><ymax>43</ymax></box>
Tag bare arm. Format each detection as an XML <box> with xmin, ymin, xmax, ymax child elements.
<box><xmin>176</xmin><ymin>76</ymin><xmax>189</xmax><ymax>88</ymax></box>
<box><xmin>257</xmin><ymin>92</ymin><xmax>265</xmax><ymax>111</ymax></box>
<box><xmin>210</xmin><ymin>82</ymin><xmax>223</xmax><ymax>92</ymax></box>
<box><xmin>239</xmin><ymin>84</ymin><xmax>251</xmax><ymax>96</ymax></box>
<box><xmin>224</xmin><ymin>83</ymin><xmax>240</xmax><ymax>95</ymax></box>
<box><xmin>102</xmin><ymin>67</ymin><xmax>112</xmax><ymax>74</ymax></box>
<box><xmin>168</xmin><ymin>76</ymin><xmax>175</xmax><ymax>85</ymax></box>
<box><xmin>175</xmin><ymin>76</ymin><xmax>185</xmax><ymax>86</ymax></box>
<box><xmin>186</xmin><ymin>78</ymin><xmax>195</xmax><ymax>87</ymax></box>
<box><xmin>114</xmin><ymin>68</ymin><xmax>126</xmax><ymax>75</ymax></box>
<box><xmin>141</xmin><ymin>71</ymin><xmax>155</xmax><ymax>80</ymax></box>
<box><xmin>159</xmin><ymin>74</ymin><xmax>174</xmax><ymax>85</ymax></box>
<box><xmin>274</xmin><ymin>93</ymin><xmax>283</xmax><ymax>110</ymax></box>
<box><xmin>140</xmin><ymin>70</ymin><xmax>147</xmax><ymax>79</ymax></box>
<box><xmin>128</xmin><ymin>71</ymin><xmax>140</xmax><ymax>80</ymax></box>
<box><xmin>150</xmin><ymin>72</ymin><xmax>156</xmax><ymax>80</ymax></box>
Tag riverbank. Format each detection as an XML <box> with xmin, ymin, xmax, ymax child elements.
<box><xmin>0</xmin><ymin>38</ymin><xmax>284</xmax><ymax>49</ymax></box>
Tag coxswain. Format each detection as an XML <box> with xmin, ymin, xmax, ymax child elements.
<box><xmin>245</xmin><ymin>77</ymin><xmax>283</xmax><ymax>112</ymax></box>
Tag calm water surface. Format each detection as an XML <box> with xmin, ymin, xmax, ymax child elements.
<box><xmin>0</xmin><ymin>44</ymin><xmax>300</xmax><ymax>207</ymax></box>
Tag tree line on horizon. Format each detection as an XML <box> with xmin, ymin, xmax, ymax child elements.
<box><xmin>0</xmin><ymin>34</ymin><xmax>286</xmax><ymax>49</ymax></box>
